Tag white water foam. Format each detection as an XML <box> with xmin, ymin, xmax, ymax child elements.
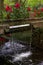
<box><xmin>12</xmin><ymin>51</ymin><xmax>32</xmax><ymax>62</ymax></box>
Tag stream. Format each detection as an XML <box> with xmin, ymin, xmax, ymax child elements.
<box><xmin>0</xmin><ymin>40</ymin><xmax>43</xmax><ymax>65</ymax></box>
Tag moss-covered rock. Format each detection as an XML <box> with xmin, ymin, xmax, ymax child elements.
<box><xmin>32</xmin><ymin>27</ymin><xmax>43</xmax><ymax>49</ymax></box>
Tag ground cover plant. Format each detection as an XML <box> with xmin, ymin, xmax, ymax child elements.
<box><xmin>0</xmin><ymin>0</ymin><xmax>43</xmax><ymax>20</ymax></box>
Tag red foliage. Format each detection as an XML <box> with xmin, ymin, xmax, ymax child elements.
<box><xmin>5</xmin><ymin>5</ymin><xmax>12</xmax><ymax>12</ymax></box>
<box><xmin>0</xmin><ymin>37</ymin><xmax>6</xmax><ymax>42</ymax></box>
<box><xmin>27</xmin><ymin>7</ymin><xmax>31</xmax><ymax>11</ymax></box>
<box><xmin>33</xmin><ymin>12</ymin><xmax>36</xmax><ymax>17</ymax></box>
<box><xmin>41</xmin><ymin>8</ymin><xmax>43</xmax><ymax>12</ymax></box>
<box><xmin>14</xmin><ymin>3</ymin><xmax>20</xmax><ymax>8</ymax></box>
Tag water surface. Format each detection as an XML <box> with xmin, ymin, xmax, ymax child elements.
<box><xmin>0</xmin><ymin>41</ymin><xmax>43</xmax><ymax>65</ymax></box>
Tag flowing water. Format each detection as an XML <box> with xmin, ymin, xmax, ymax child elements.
<box><xmin>0</xmin><ymin>40</ymin><xmax>43</xmax><ymax>65</ymax></box>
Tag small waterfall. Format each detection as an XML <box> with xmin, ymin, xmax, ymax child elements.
<box><xmin>10</xmin><ymin>34</ymin><xmax>14</xmax><ymax>49</ymax></box>
<box><xmin>12</xmin><ymin>36</ymin><xmax>14</xmax><ymax>48</ymax></box>
<box><xmin>29</xmin><ymin>27</ymin><xmax>32</xmax><ymax>51</ymax></box>
<box><xmin>9</xmin><ymin>51</ymin><xmax>32</xmax><ymax>62</ymax></box>
<box><xmin>8</xmin><ymin>29</ymin><xmax>32</xmax><ymax>63</ymax></box>
<box><xmin>29</xmin><ymin>42</ymin><xmax>31</xmax><ymax>51</ymax></box>
<box><xmin>29</xmin><ymin>36</ymin><xmax>32</xmax><ymax>51</ymax></box>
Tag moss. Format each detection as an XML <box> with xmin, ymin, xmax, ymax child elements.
<box><xmin>32</xmin><ymin>27</ymin><xmax>43</xmax><ymax>49</ymax></box>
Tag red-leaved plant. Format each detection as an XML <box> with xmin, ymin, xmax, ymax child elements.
<box><xmin>4</xmin><ymin>2</ymin><xmax>31</xmax><ymax>19</ymax></box>
<box><xmin>2</xmin><ymin>3</ymin><xmax>43</xmax><ymax>19</ymax></box>
<box><xmin>0</xmin><ymin>37</ymin><xmax>8</xmax><ymax>45</ymax></box>
<box><xmin>14</xmin><ymin>3</ymin><xmax>20</xmax><ymax>8</ymax></box>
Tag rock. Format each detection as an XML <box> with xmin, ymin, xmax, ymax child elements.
<box><xmin>0</xmin><ymin>40</ymin><xmax>28</xmax><ymax>56</ymax></box>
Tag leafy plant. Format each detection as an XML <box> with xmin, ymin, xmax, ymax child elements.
<box><xmin>1</xmin><ymin>0</ymin><xmax>43</xmax><ymax>20</ymax></box>
<box><xmin>2</xmin><ymin>2</ymin><xmax>31</xmax><ymax>19</ymax></box>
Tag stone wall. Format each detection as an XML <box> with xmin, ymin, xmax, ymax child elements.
<box><xmin>0</xmin><ymin>24</ymin><xmax>9</xmax><ymax>34</ymax></box>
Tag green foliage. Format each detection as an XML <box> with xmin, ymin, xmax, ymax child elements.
<box><xmin>1</xmin><ymin>0</ymin><xmax>43</xmax><ymax>20</ymax></box>
<box><xmin>4</xmin><ymin>0</ymin><xmax>43</xmax><ymax>7</ymax></box>
<box><xmin>10</xmin><ymin>6</ymin><xmax>29</xmax><ymax>19</ymax></box>
<box><xmin>4</xmin><ymin>0</ymin><xmax>14</xmax><ymax>5</ymax></box>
